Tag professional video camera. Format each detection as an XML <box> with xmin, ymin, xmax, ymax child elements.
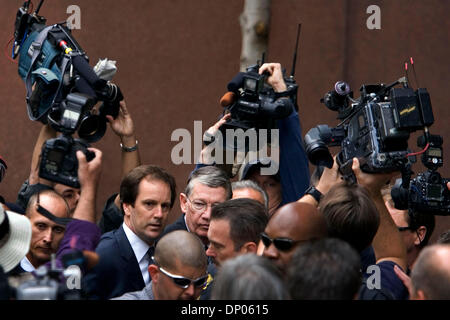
<box><xmin>218</xmin><ymin>61</ymin><xmax>296</xmax><ymax>150</ymax></box>
<box><xmin>217</xmin><ymin>25</ymin><xmax>302</xmax><ymax>151</ymax></box>
<box><xmin>391</xmin><ymin>134</ymin><xmax>450</xmax><ymax>216</ymax></box>
<box><xmin>304</xmin><ymin>74</ymin><xmax>435</xmax><ymax>182</ymax></box>
<box><xmin>12</xmin><ymin>0</ymin><xmax>123</xmax><ymax>187</ymax></box>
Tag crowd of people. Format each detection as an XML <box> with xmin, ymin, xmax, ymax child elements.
<box><xmin>0</xmin><ymin>62</ymin><xmax>449</xmax><ymax>300</ymax></box>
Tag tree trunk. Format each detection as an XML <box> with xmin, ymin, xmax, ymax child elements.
<box><xmin>239</xmin><ymin>0</ymin><xmax>271</xmax><ymax>71</ymax></box>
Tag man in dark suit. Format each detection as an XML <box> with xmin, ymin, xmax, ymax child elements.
<box><xmin>161</xmin><ymin>166</ymin><xmax>231</xmax><ymax>247</ymax></box>
<box><xmin>84</xmin><ymin>165</ymin><xmax>176</xmax><ymax>299</ymax></box>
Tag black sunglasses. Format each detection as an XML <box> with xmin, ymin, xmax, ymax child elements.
<box><xmin>260</xmin><ymin>232</ymin><xmax>303</xmax><ymax>252</ymax></box>
<box><xmin>157</xmin><ymin>265</ymin><xmax>208</xmax><ymax>289</ymax></box>
<box><xmin>398</xmin><ymin>226</ymin><xmax>415</xmax><ymax>232</ymax></box>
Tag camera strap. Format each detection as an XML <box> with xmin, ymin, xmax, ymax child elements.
<box><xmin>35</xmin><ymin>191</ymin><xmax>72</xmax><ymax>226</ymax></box>
<box><xmin>36</xmin><ymin>205</ymin><xmax>72</xmax><ymax>226</ymax></box>
<box><xmin>24</xmin><ymin>25</ymin><xmax>70</xmax><ymax>122</ymax></box>
<box><xmin>25</xmin><ymin>25</ymin><xmax>54</xmax><ymax>121</ymax></box>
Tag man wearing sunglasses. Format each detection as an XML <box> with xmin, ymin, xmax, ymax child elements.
<box><xmin>382</xmin><ymin>186</ymin><xmax>435</xmax><ymax>273</ymax></box>
<box><xmin>261</xmin><ymin>201</ymin><xmax>328</xmax><ymax>274</ymax></box>
<box><xmin>313</xmin><ymin>158</ymin><xmax>409</xmax><ymax>300</ymax></box>
<box><xmin>113</xmin><ymin>230</ymin><xmax>208</xmax><ymax>300</ymax></box>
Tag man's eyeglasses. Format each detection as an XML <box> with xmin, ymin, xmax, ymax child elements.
<box><xmin>398</xmin><ymin>226</ymin><xmax>415</xmax><ymax>232</ymax></box>
<box><xmin>397</xmin><ymin>226</ymin><xmax>423</xmax><ymax>245</ymax></box>
<box><xmin>156</xmin><ymin>263</ymin><xmax>208</xmax><ymax>289</ymax></box>
<box><xmin>260</xmin><ymin>232</ymin><xmax>304</xmax><ymax>252</ymax></box>
<box><xmin>186</xmin><ymin>198</ymin><xmax>219</xmax><ymax>213</ymax></box>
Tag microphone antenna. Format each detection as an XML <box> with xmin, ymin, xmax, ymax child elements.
<box><xmin>290</xmin><ymin>23</ymin><xmax>301</xmax><ymax>78</ymax></box>
<box><xmin>34</xmin><ymin>0</ymin><xmax>45</xmax><ymax>15</ymax></box>
<box><xmin>410</xmin><ymin>57</ymin><xmax>419</xmax><ymax>88</ymax></box>
<box><xmin>404</xmin><ymin>60</ymin><xmax>409</xmax><ymax>88</ymax></box>
<box><xmin>260</xmin><ymin>51</ymin><xmax>266</xmax><ymax>66</ymax></box>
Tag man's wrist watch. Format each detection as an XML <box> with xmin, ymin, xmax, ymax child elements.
<box><xmin>120</xmin><ymin>140</ymin><xmax>138</xmax><ymax>152</ymax></box>
<box><xmin>305</xmin><ymin>185</ymin><xmax>323</xmax><ymax>203</ymax></box>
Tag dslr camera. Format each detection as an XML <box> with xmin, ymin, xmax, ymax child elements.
<box><xmin>39</xmin><ymin>93</ymin><xmax>96</xmax><ymax>188</ymax></box>
<box><xmin>391</xmin><ymin>134</ymin><xmax>450</xmax><ymax>216</ymax></box>
<box><xmin>304</xmin><ymin>77</ymin><xmax>434</xmax><ymax>181</ymax></box>
<box><xmin>12</xmin><ymin>1</ymin><xmax>123</xmax><ymax>187</ymax></box>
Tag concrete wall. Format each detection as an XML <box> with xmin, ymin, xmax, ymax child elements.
<box><xmin>1</xmin><ymin>0</ymin><xmax>449</xmax><ymax>241</ymax></box>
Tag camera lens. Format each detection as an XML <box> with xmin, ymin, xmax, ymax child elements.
<box><xmin>78</xmin><ymin>114</ymin><xmax>106</xmax><ymax>143</ymax></box>
<box><xmin>304</xmin><ymin>126</ymin><xmax>334</xmax><ymax>168</ymax></box>
<box><xmin>306</xmin><ymin>143</ymin><xmax>334</xmax><ymax>168</ymax></box>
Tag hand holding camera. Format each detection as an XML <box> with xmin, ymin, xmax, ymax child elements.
<box><xmin>258</xmin><ymin>63</ymin><xmax>287</xmax><ymax>92</ymax></box>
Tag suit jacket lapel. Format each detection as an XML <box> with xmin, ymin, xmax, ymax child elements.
<box><xmin>115</xmin><ymin>225</ymin><xmax>145</xmax><ymax>288</ymax></box>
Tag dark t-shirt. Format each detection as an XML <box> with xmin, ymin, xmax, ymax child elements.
<box><xmin>359</xmin><ymin>260</ymin><xmax>408</xmax><ymax>300</ymax></box>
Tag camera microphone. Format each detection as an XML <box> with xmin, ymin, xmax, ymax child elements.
<box><xmin>220</xmin><ymin>92</ymin><xmax>236</xmax><ymax>107</ymax></box>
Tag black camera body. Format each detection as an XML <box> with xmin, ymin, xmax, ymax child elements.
<box><xmin>407</xmin><ymin>171</ymin><xmax>450</xmax><ymax>215</ymax></box>
<box><xmin>220</xmin><ymin>64</ymin><xmax>296</xmax><ymax>150</ymax></box>
<box><xmin>305</xmin><ymin>78</ymin><xmax>434</xmax><ymax>181</ymax></box>
<box><xmin>39</xmin><ymin>135</ymin><xmax>94</xmax><ymax>188</ymax></box>
<box><xmin>39</xmin><ymin>92</ymin><xmax>96</xmax><ymax>188</ymax></box>
<box><xmin>392</xmin><ymin>134</ymin><xmax>450</xmax><ymax>216</ymax></box>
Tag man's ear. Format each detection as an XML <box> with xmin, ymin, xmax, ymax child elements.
<box><xmin>122</xmin><ymin>202</ymin><xmax>133</xmax><ymax>218</ymax></box>
<box><xmin>180</xmin><ymin>193</ymin><xmax>188</xmax><ymax>213</ymax></box>
<box><xmin>240</xmin><ymin>242</ymin><xmax>257</xmax><ymax>254</ymax></box>
<box><xmin>148</xmin><ymin>264</ymin><xmax>159</xmax><ymax>283</ymax></box>
<box><xmin>414</xmin><ymin>226</ymin><xmax>427</xmax><ymax>246</ymax></box>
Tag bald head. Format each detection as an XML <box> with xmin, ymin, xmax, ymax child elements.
<box><xmin>263</xmin><ymin>202</ymin><xmax>328</xmax><ymax>273</ymax></box>
<box><xmin>268</xmin><ymin>202</ymin><xmax>328</xmax><ymax>240</ymax></box>
<box><xmin>411</xmin><ymin>244</ymin><xmax>450</xmax><ymax>299</ymax></box>
<box><xmin>26</xmin><ymin>190</ymin><xmax>70</xmax><ymax>219</ymax></box>
<box><xmin>154</xmin><ymin>230</ymin><xmax>207</xmax><ymax>271</ymax></box>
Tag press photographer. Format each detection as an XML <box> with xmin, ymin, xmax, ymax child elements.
<box><xmin>198</xmin><ymin>62</ymin><xmax>311</xmax><ymax>215</ymax></box>
<box><xmin>218</xmin><ymin>61</ymin><xmax>296</xmax><ymax>150</ymax></box>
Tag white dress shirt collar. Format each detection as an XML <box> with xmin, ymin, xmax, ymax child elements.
<box><xmin>20</xmin><ymin>256</ymin><xmax>35</xmax><ymax>272</ymax></box>
<box><xmin>122</xmin><ymin>222</ymin><xmax>151</xmax><ymax>263</ymax></box>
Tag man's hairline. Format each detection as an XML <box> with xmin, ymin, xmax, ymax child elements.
<box><xmin>123</xmin><ymin>175</ymin><xmax>173</xmax><ymax>206</ymax></box>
